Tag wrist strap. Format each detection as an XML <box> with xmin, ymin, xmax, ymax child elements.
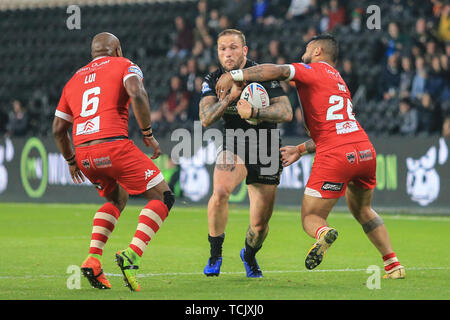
<box><xmin>230</xmin><ymin>69</ymin><xmax>244</xmax><ymax>81</ymax></box>
<box><xmin>297</xmin><ymin>143</ymin><xmax>308</xmax><ymax>156</ymax></box>
<box><xmin>143</xmin><ymin>131</ymin><xmax>153</xmax><ymax>138</ymax></box>
<box><xmin>65</xmin><ymin>154</ymin><xmax>75</xmax><ymax>162</ymax></box>
<box><xmin>141</xmin><ymin>126</ymin><xmax>152</xmax><ymax>132</ymax></box>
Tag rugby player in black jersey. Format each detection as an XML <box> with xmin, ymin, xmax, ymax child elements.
<box><xmin>199</xmin><ymin>29</ymin><xmax>293</xmax><ymax>277</ymax></box>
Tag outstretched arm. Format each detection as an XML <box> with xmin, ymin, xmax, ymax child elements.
<box><xmin>280</xmin><ymin>139</ymin><xmax>316</xmax><ymax>167</ymax></box>
<box><xmin>216</xmin><ymin>64</ymin><xmax>293</xmax><ymax>100</ymax></box>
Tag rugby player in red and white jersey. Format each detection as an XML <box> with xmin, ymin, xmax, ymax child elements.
<box><xmin>53</xmin><ymin>32</ymin><xmax>175</xmax><ymax>291</ymax></box>
<box><xmin>216</xmin><ymin>34</ymin><xmax>405</xmax><ymax>279</ymax></box>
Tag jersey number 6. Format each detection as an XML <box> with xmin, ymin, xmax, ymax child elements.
<box><xmin>81</xmin><ymin>87</ymin><xmax>101</xmax><ymax>118</ymax></box>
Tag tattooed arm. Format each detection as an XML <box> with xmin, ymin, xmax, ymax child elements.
<box><xmin>199</xmin><ymin>83</ymin><xmax>244</xmax><ymax>127</ymax></box>
<box><xmin>280</xmin><ymin>139</ymin><xmax>316</xmax><ymax>167</ymax></box>
<box><xmin>216</xmin><ymin>64</ymin><xmax>292</xmax><ymax>99</ymax></box>
<box><xmin>236</xmin><ymin>95</ymin><xmax>293</xmax><ymax>123</ymax></box>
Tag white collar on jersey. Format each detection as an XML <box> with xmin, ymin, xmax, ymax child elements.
<box><xmin>92</xmin><ymin>56</ymin><xmax>108</xmax><ymax>61</ymax></box>
<box><xmin>317</xmin><ymin>61</ymin><xmax>333</xmax><ymax>68</ymax></box>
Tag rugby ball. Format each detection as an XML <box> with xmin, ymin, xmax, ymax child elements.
<box><xmin>240</xmin><ymin>82</ymin><xmax>270</xmax><ymax>125</ymax></box>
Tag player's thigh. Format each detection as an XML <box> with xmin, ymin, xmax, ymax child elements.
<box><xmin>114</xmin><ymin>140</ymin><xmax>163</xmax><ymax>195</ymax></box>
<box><xmin>247</xmin><ymin>183</ymin><xmax>277</xmax><ymax>227</ymax></box>
<box><xmin>301</xmin><ymin>194</ymin><xmax>339</xmax><ymax>222</ymax></box>
<box><xmin>212</xmin><ymin>150</ymin><xmax>247</xmax><ymax>197</ymax></box>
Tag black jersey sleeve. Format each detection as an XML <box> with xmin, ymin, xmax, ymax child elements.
<box><xmin>200</xmin><ymin>72</ymin><xmax>218</xmax><ymax>99</ymax></box>
<box><xmin>260</xmin><ymin>80</ymin><xmax>285</xmax><ymax>99</ymax></box>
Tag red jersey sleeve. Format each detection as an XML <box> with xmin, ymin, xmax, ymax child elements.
<box><xmin>55</xmin><ymin>86</ymin><xmax>73</xmax><ymax>123</ymax></box>
<box><xmin>122</xmin><ymin>61</ymin><xmax>144</xmax><ymax>85</ymax></box>
<box><xmin>288</xmin><ymin>62</ymin><xmax>319</xmax><ymax>84</ymax></box>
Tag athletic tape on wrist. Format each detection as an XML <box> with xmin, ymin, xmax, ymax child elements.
<box><xmin>230</xmin><ymin>69</ymin><xmax>244</xmax><ymax>81</ymax></box>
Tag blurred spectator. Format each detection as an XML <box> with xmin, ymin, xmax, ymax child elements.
<box><xmin>192</xmin><ymin>40</ymin><xmax>213</xmax><ymax>73</ymax></box>
<box><xmin>349</xmin><ymin>8</ymin><xmax>363</xmax><ymax>33</ymax></box>
<box><xmin>197</xmin><ymin>0</ymin><xmax>208</xmax><ymax>20</ymax></box>
<box><xmin>425</xmin><ymin>56</ymin><xmax>445</xmax><ymax>97</ymax></box>
<box><xmin>319</xmin><ymin>5</ymin><xmax>329</xmax><ymax>32</ymax></box>
<box><xmin>411</xmin><ymin>56</ymin><xmax>427</xmax><ymax>100</ymax></box>
<box><xmin>194</xmin><ymin>16</ymin><xmax>214</xmax><ymax>49</ymax></box>
<box><xmin>187</xmin><ymin>76</ymin><xmax>203</xmax><ymax>122</ymax></box>
<box><xmin>412</xmin><ymin>17</ymin><xmax>433</xmax><ymax>51</ymax></box>
<box><xmin>418</xmin><ymin>93</ymin><xmax>440</xmax><ymax>135</ymax></box>
<box><xmin>262</xmin><ymin>40</ymin><xmax>284</xmax><ymax>63</ymax></box>
<box><xmin>442</xmin><ymin>112</ymin><xmax>450</xmax><ymax>137</ymax></box>
<box><xmin>340</xmin><ymin>58</ymin><xmax>358</xmax><ymax>96</ymax></box>
<box><xmin>399</xmin><ymin>56</ymin><xmax>414</xmax><ymax>95</ymax></box>
<box><xmin>328</xmin><ymin>0</ymin><xmax>346</xmax><ymax>31</ymax></box>
<box><xmin>438</xmin><ymin>4</ymin><xmax>450</xmax><ymax>42</ymax></box>
<box><xmin>381</xmin><ymin>53</ymin><xmax>401</xmax><ymax>100</ymax></box>
<box><xmin>167</xmin><ymin>16</ymin><xmax>194</xmax><ymax>59</ymax></box>
<box><xmin>219</xmin><ymin>15</ymin><xmax>231</xmax><ymax>31</ymax></box>
<box><xmin>185</xmin><ymin>58</ymin><xmax>198</xmax><ymax>93</ymax></box>
<box><xmin>6</xmin><ymin>100</ymin><xmax>28</xmax><ymax>137</ymax></box>
<box><xmin>286</xmin><ymin>0</ymin><xmax>311</xmax><ymax>20</ymax></box>
<box><xmin>223</xmin><ymin>0</ymin><xmax>252</xmax><ymax>26</ymax></box>
<box><xmin>254</xmin><ymin>0</ymin><xmax>269</xmax><ymax>23</ymax></box>
<box><xmin>398</xmin><ymin>98</ymin><xmax>419</xmax><ymax>136</ymax></box>
<box><xmin>382</xmin><ymin>22</ymin><xmax>409</xmax><ymax>58</ymax></box>
<box><xmin>161</xmin><ymin>76</ymin><xmax>190</xmax><ymax>126</ymax></box>
<box><xmin>207</xmin><ymin>9</ymin><xmax>221</xmax><ymax>35</ymax></box>
<box><xmin>424</xmin><ymin>40</ymin><xmax>439</xmax><ymax>64</ymax></box>
<box><xmin>0</xmin><ymin>109</ymin><xmax>8</xmax><ymax>135</ymax></box>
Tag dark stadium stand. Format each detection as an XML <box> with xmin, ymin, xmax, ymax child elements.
<box><xmin>0</xmin><ymin>0</ymin><xmax>448</xmax><ymax>138</ymax></box>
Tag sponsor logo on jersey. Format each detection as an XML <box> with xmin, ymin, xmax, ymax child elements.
<box><xmin>336</xmin><ymin>120</ymin><xmax>359</xmax><ymax>135</ymax></box>
<box><xmin>300</xmin><ymin>63</ymin><xmax>312</xmax><ymax>69</ymax></box>
<box><xmin>359</xmin><ymin>149</ymin><xmax>373</xmax><ymax>161</ymax></box>
<box><xmin>128</xmin><ymin>65</ymin><xmax>143</xmax><ymax>78</ymax></box>
<box><xmin>81</xmin><ymin>159</ymin><xmax>90</xmax><ymax>169</ymax></box>
<box><xmin>145</xmin><ymin>169</ymin><xmax>156</xmax><ymax>180</ymax></box>
<box><xmin>93</xmin><ymin>156</ymin><xmax>112</xmax><ymax>168</ymax></box>
<box><xmin>321</xmin><ymin>181</ymin><xmax>344</xmax><ymax>192</ymax></box>
<box><xmin>202</xmin><ymin>81</ymin><xmax>212</xmax><ymax>94</ymax></box>
<box><xmin>346</xmin><ymin>152</ymin><xmax>356</xmax><ymax>164</ymax></box>
<box><xmin>76</xmin><ymin>116</ymin><xmax>100</xmax><ymax>135</ymax></box>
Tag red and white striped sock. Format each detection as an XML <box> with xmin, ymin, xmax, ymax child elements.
<box><xmin>383</xmin><ymin>252</ymin><xmax>402</xmax><ymax>273</ymax></box>
<box><xmin>129</xmin><ymin>200</ymin><xmax>169</xmax><ymax>257</ymax></box>
<box><xmin>315</xmin><ymin>225</ymin><xmax>330</xmax><ymax>241</ymax></box>
<box><xmin>89</xmin><ymin>203</ymin><xmax>121</xmax><ymax>256</ymax></box>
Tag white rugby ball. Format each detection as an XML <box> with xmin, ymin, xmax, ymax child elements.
<box><xmin>240</xmin><ymin>82</ymin><xmax>270</xmax><ymax>125</ymax></box>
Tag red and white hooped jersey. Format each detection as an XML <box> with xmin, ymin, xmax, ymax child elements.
<box><xmin>288</xmin><ymin>61</ymin><xmax>369</xmax><ymax>153</ymax></box>
<box><xmin>55</xmin><ymin>56</ymin><xmax>144</xmax><ymax>146</ymax></box>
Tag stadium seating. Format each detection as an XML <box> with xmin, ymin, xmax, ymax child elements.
<box><xmin>0</xmin><ymin>0</ymin><xmax>447</xmax><ymax>137</ymax></box>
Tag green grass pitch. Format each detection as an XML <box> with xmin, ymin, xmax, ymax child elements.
<box><xmin>0</xmin><ymin>202</ymin><xmax>449</xmax><ymax>300</ymax></box>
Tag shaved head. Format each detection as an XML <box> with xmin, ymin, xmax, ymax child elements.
<box><xmin>91</xmin><ymin>32</ymin><xmax>122</xmax><ymax>59</ymax></box>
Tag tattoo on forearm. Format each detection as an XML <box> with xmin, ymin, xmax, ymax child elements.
<box><xmin>243</xmin><ymin>64</ymin><xmax>292</xmax><ymax>82</ymax></box>
<box><xmin>305</xmin><ymin>139</ymin><xmax>316</xmax><ymax>154</ymax></box>
<box><xmin>199</xmin><ymin>97</ymin><xmax>229</xmax><ymax>126</ymax></box>
<box><xmin>258</xmin><ymin>96</ymin><xmax>292</xmax><ymax>123</ymax></box>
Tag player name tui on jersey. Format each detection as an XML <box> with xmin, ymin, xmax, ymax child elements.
<box><xmin>55</xmin><ymin>56</ymin><xmax>143</xmax><ymax>146</ymax></box>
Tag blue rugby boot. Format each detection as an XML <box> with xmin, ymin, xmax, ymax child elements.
<box><xmin>203</xmin><ymin>256</ymin><xmax>222</xmax><ymax>277</ymax></box>
<box><xmin>240</xmin><ymin>248</ymin><xmax>263</xmax><ymax>278</ymax></box>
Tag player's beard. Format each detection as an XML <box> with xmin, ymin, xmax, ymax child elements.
<box><xmin>302</xmin><ymin>53</ymin><xmax>312</xmax><ymax>64</ymax></box>
<box><xmin>222</xmin><ymin>55</ymin><xmax>245</xmax><ymax>72</ymax></box>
